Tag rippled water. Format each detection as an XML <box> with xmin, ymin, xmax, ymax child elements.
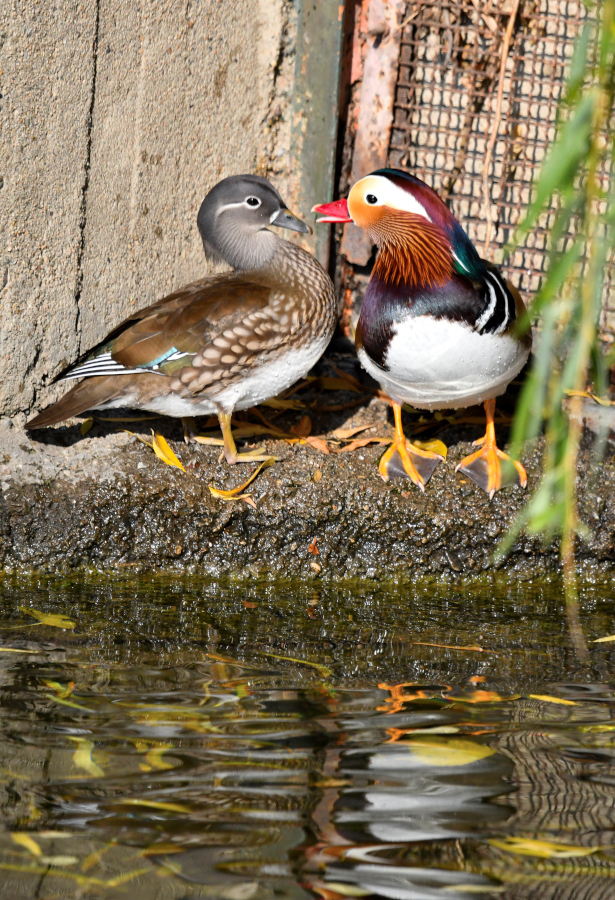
<box><xmin>0</xmin><ymin>574</ymin><xmax>614</xmax><ymax>899</ymax></box>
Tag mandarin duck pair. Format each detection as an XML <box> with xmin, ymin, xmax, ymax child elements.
<box><xmin>28</xmin><ymin>170</ymin><xmax>530</xmax><ymax>497</ymax></box>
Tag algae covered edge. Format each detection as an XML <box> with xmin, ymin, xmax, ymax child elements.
<box><xmin>0</xmin><ymin>427</ymin><xmax>614</xmax><ymax>578</ymax></box>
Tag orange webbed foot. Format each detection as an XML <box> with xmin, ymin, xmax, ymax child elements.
<box><xmin>379</xmin><ymin>438</ymin><xmax>443</xmax><ymax>489</ymax></box>
<box><xmin>455</xmin><ymin>399</ymin><xmax>527</xmax><ymax>499</ymax></box>
<box><xmin>378</xmin><ymin>402</ymin><xmax>444</xmax><ymax>490</ymax></box>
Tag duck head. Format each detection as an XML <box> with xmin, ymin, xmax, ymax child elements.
<box><xmin>314</xmin><ymin>169</ymin><xmax>477</xmax><ymax>288</ymax></box>
<box><xmin>198</xmin><ymin>174</ymin><xmax>310</xmax><ymax>272</ymax></box>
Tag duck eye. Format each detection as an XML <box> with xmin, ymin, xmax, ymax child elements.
<box><xmin>366</xmin><ymin>194</ymin><xmax>378</xmax><ymax>205</ymax></box>
<box><xmin>246</xmin><ymin>196</ymin><xmax>260</xmax><ymax>207</ymax></box>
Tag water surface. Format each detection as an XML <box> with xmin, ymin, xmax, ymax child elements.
<box><xmin>0</xmin><ymin>574</ymin><xmax>614</xmax><ymax>899</ymax></box>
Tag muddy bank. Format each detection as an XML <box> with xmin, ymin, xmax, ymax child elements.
<box><xmin>1</xmin><ymin>377</ymin><xmax>614</xmax><ymax>578</ymax></box>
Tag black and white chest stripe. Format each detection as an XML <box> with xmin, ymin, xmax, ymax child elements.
<box><xmin>474</xmin><ymin>268</ymin><xmax>516</xmax><ymax>335</ymax></box>
<box><xmin>452</xmin><ymin>252</ymin><xmax>516</xmax><ymax>336</ymax></box>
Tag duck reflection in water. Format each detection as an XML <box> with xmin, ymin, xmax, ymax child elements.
<box><xmin>303</xmin><ymin>683</ymin><xmax>514</xmax><ymax>900</ymax></box>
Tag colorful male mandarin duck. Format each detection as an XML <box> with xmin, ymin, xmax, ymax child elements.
<box><xmin>28</xmin><ymin>175</ymin><xmax>337</xmax><ymax>463</ymax></box>
<box><xmin>314</xmin><ymin>169</ymin><xmax>531</xmax><ymax>497</ymax></box>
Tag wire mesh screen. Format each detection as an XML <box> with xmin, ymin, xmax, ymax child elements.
<box><xmin>388</xmin><ymin>0</ymin><xmax>614</xmax><ymax>340</ymax></box>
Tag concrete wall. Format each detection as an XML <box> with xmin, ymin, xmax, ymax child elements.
<box><xmin>0</xmin><ymin>0</ymin><xmax>303</xmax><ymax>417</ymax></box>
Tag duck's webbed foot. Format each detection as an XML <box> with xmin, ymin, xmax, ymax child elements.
<box><xmin>218</xmin><ymin>413</ymin><xmax>278</xmax><ymax>465</ymax></box>
<box><xmin>455</xmin><ymin>399</ymin><xmax>527</xmax><ymax>499</ymax></box>
<box><xmin>181</xmin><ymin>416</ymin><xmax>198</xmax><ymax>443</ymax></box>
<box><xmin>379</xmin><ymin>402</ymin><xmax>444</xmax><ymax>490</ymax></box>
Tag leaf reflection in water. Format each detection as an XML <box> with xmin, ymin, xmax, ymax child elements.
<box><xmin>0</xmin><ymin>575</ymin><xmax>611</xmax><ymax>898</ymax></box>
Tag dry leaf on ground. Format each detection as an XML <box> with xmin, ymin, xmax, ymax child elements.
<box><xmin>528</xmin><ymin>694</ymin><xmax>577</xmax><ymax>706</ymax></box>
<box><xmin>209</xmin><ymin>458</ymin><xmax>275</xmax><ymax>502</ymax></box>
<box><xmin>69</xmin><ymin>737</ymin><xmax>105</xmax><ymax>777</ymax></box>
<box><xmin>291</xmin><ymin>415</ymin><xmax>312</xmax><ymax>438</ymax></box>
<box><xmin>123</xmin><ymin>430</ymin><xmax>185</xmax><ymax>471</ymax></box>
<box><xmin>331</xmin><ymin>423</ymin><xmax>373</xmax><ymax>439</ymax></box>
<box><xmin>151</xmin><ymin>432</ymin><xmax>186</xmax><ymax>471</ymax></box>
<box><xmin>402</xmin><ymin>736</ymin><xmax>496</xmax><ymax>767</ymax></box>
<box><xmin>19</xmin><ymin>607</ymin><xmax>75</xmax><ymax>630</ymax></box>
<box><xmin>337</xmin><ymin>437</ymin><xmax>390</xmax><ymax>453</ymax></box>
<box><xmin>488</xmin><ymin>836</ymin><xmax>601</xmax><ymax>859</ymax></box>
<box><xmin>414</xmin><ymin>438</ymin><xmax>448</xmax><ymax>458</ymax></box>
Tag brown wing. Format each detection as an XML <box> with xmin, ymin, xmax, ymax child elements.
<box><xmin>53</xmin><ymin>273</ymin><xmax>271</xmax><ymax>379</ymax></box>
<box><xmin>110</xmin><ymin>276</ymin><xmax>272</xmax><ymax>370</ymax></box>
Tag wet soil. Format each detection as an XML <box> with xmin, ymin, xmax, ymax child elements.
<box><xmin>1</xmin><ymin>357</ymin><xmax>614</xmax><ymax>578</ymax></box>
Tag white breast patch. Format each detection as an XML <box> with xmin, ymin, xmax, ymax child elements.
<box><xmin>359</xmin><ymin>314</ymin><xmax>529</xmax><ymax>410</ymax></box>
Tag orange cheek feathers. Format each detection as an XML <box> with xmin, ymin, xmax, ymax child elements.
<box><xmin>347</xmin><ymin>196</ymin><xmax>386</xmax><ymax>232</ymax></box>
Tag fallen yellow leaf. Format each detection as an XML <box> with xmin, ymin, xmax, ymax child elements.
<box><xmin>331</xmin><ymin>423</ymin><xmax>373</xmax><ymax>439</ymax></box>
<box><xmin>565</xmin><ymin>389</ymin><xmax>614</xmax><ymax>407</ymax></box>
<box><xmin>488</xmin><ymin>837</ymin><xmax>600</xmax><ymax>859</ymax></box>
<box><xmin>591</xmin><ymin>634</ymin><xmax>615</xmax><ymax>643</ymax></box>
<box><xmin>414</xmin><ymin>438</ymin><xmax>448</xmax><ymax>458</ymax></box>
<box><xmin>69</xmin><ymin>738</ymin><xmax>104</xmax><ymax>778</ymax></box>
<box><xmin>118</xmin><ymin>799</ymin><xmax>189</xmax><ymax>813</ymax></box>
<box><xmin>41</xmin><ymin>855</ymin><xmax>79</xmax><ymax>867</ymax></box>
<box><xmin>528</xmin><ymin>694</ymin><xmax>577</xmax><ymax>706</ymax></box>
<box><xmin>45</xmin><ymin>695</ymin><xmax>92</xmax><ymax>712</ymax></box>
<box><xmin>447</xmin><ymin>690</ymin><xmax>509</xmax><ymax>703</ymax></box>
<box><xmin>412</xmin><ymin>641</ymin><xmax>489</xmax><ymax>653</ymax></box>
<box><xmin>321</xmin><ymin>885</ymin><xmax>371</xmax><ymax>897</ymax></box>
<box><xmin>139</xmin><ymin>842</ymin><xmax>186</xmax><ymax>857</ymax></box>
<box><xmin>233</xmin><ymin>423</ymin><xmax>288</xmax><ymax>438</ymax></box>
<box><xmin>403</xmin><ymin>736</ymin><xmax>496</xmax><ymax>767</ymax></box>
<box><xmin>337</xmin><ymin>437</ymin><xmax>390</xmax><ymax>453</ymax></box>
<box><xmin>11</xmin><ymin>834</ymin><xmax>42</xmax><ymax>857</ymax></box>
<box><xmin>19</xmin><ymin>608</ymin><xmax>75</xmax><ymax>630</ymax></box>
<box><xmin>404</xmin><ymin>725</ymin><xmax>460</xmax><ymax>735</ymax></box>
<box><xmin>151</xmin><ymin>432</ymin><xmax>185</xmax><ymax>471</ymax></box>
<box><xmin>319</xmin><ymin>376</ymin><xmax>361</xmax><ymax>393</ymax></box>
<box><xmin>43</xmin><ymin>680</ymin><xmax>76</xmax><ymax>699</ymax></box>
<box><xmin>123</xmin><ymin>429</ymin><xmax>185</xmax><ymax>471</ymax></box>
<box><xmin>209</xmin><ymin>457</ymin><xmax>275</xmax><ymax>500</ymax></box>
<box><xmin>106</xmin><ymin>867</ymin><xmax>153</xmax><ymax>887</ymax></box>
<box><xmin>260</xmin><ymin>650</ymin><xmax>331</xmax><ymax>678</ymax></box>
<box><xmin>80</xmin><ymin>417</ymin><xmax>93</xmax><ymax>436</ymax></box>
<box><xmin>261</xmin><ymin>397</ymin><xmax>306</xmax><ymax>410</ymax></box>
<box><xmin>144</xmin><ymin>747</ymin><xmax>175</xmax><ymax>771</ymax></box>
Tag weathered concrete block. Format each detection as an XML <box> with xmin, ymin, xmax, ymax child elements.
<box><xmin>77</xmin><ymin>0</ymin><xmax>287</xmax><ymax>354</ymax></box>
<box><xmin>0</xmin><ymin>0</ymin><xmax>97</xmax><ymax>414</ymax></box>
<box><xmin>2</xmin><ymin>0</ymin><xmax>302</xmax><ymax>417</ymax></box>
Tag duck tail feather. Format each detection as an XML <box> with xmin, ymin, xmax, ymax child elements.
<box><xmin>26</xmin><ymin>377</ymin><xmax>120</xmax><ymax>430</ymax></box>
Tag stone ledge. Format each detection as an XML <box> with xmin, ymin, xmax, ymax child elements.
<box><xmin>1</xmin><ymin>400</ymin><xmax>614</xmax><ymax>578</ymax></box>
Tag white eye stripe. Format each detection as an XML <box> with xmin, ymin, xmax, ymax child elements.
<box><xmin>358</xmin><ymin>176</ymin><xmax>433</xmax><ymax>221</ymax></box>
<box><xmin>215</xmin><ymin>198</ymin><xmax>262</xmax><ymax>215</ymax></box>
